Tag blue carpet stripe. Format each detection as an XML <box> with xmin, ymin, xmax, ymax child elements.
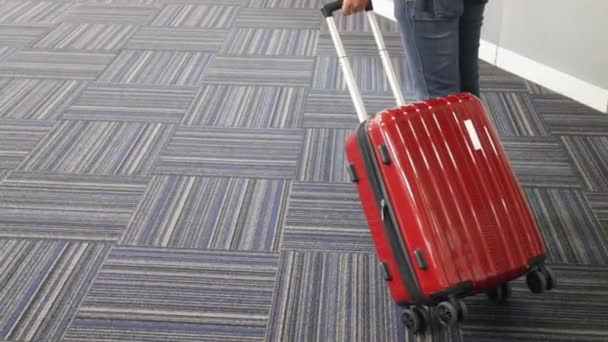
<box><xmin>525</xmin><ymin>188</ymin><xmax>608</xmax><ymax>265</ymax></box>
<box><xmin>0</xmin><ymin>49</ymin><xmax>116</xmax><ymax>79</ymax></box>
<box><xmin>203</xmin><ymin>56</ymin><xmax>314</xmax><ymax>86</ymax></box>
<box><xmin>0</xmin><ymin>1</ymin><xmax>74</xmax><ymax>24</ymax></box>
<box><xmin>282</xmin><ymin>182</ymin><xmax>375</xmax><ymax>253</ymax></box>
<box><xmin>151</xmin><ymin>5</ymin><xmax>239</xmax><ymax>28</ymax></box>
<box><xmin>32</xmin><ymin>22</ymin><xmax>138</xmax><ymax>51</ymax></box>
<box><xmin>303</xmin><ymin>89</ymin><xmax>395</xmax><ymax>128</ymax></box>
<box><xmin>220</xmin><ymin>28</ymin><xmax>318</xmax><ymax>56</ymax></box>
<box><xmin>98</xmin><ymin>50</ymin><xmax>213</xmax><ymax>86</ymax></box>
<box><xmin>298</xmin><ymin>128</ymin><xmax>351</xmax><ymax>183</ymax></box>
<box><xmin>19</xmin><ymin>120</ymin><xmax>175</xmax><ymax>176</ymax></box>
<box><xmin>63</xmin><ymin>247</ymin><xmax>278</xmax><ymax>342</ymax></box>
<box><xmin>561</xmin><ymin>136</ymin><xmax>608</xmax><ymax>192</ymax></box>
<box><xmin>121</xmin><ymin>176</ymin><xmax>287</xmax><ymax>251</ymax></box>
<box><xmin>501</xmin><ymin>137</ymin><xmax>580</xmax><ymax>188</ymax></box>
<box><xmin>481</xmin><ymin>92</ymin><xmax>550</xmax><ymax>136</ymax></box>
<box><xmin>0</xmin><ymin>239</ymin><xmax>110</xmax><ymax>342</ymax></box>
<box><xmin>585</xmin><ymin>192</ymin><xmax>608</xmax><ymax>230</ymax></box>
<box><xmin>0</xmin><ymin>79</ymin><xmax>86</xmax><ymax>120</ymax></box>
<box><xmin>126</xmin><ymin>27</ymin><xmax>228</xmax><ymax>51</ymax></box>
<box><xmin>462</xmin><ymin>264</ymin><xmax>608</xmax><ymax>341</ymax></box>
<box><xmin>267</xmin><ymin>251</ymin><xmax>418</xmax><ymax>342</ymax></box>
<box><xmin>64</xmin><ymin>83</ymin><xmax>197</xmax><ymax>123</ymax></box>
<box><xmin>183</xmin><ymin>84</ymin><xmax>306</xmax><ymax>128</ymax></box>
<box><xmin>0</xmin><ymin>173</ymin><xmax>148</xmax><ymax>240</ymax></box>
<box><xmin>316</xmin><ymin>32</ymin><xmax>404</xmax><ymax>56</ymax></box>
<box><xmin>234</xmin><ymin>8</ymin><xmax>321</xmax><ymax>29</ymax></box>
<box><xmin>250</xmin><ymin>0</ymin><xmax>325</xmax><ymax>8</ymax></box>
<box><xmin>64</xmin><ymin>4</ymin><xmax>160</xmax><ymax>24</ymax></box>
<box><xmin>534</xmin><ymin>94</ymin><xmax>608</xmax><ymax>135</ymax></box>
<box><xmin>312</xmin><ymin>55</ymin><xmax>407</xmax><ymax>92</ymax></box>
<box><xmin>155</xmin><ymin>127</ymin><xmax>305</xmax><ymax>178</ymax></box>
<box><xmin>0</xmin><ymin>24</ymin><xmax>50</xmax><ymax>47</ymax></box>
<box><xmin>0</xmin><ymin>119</ymin><xmax>54</xmax><ymax>169</ymax></box>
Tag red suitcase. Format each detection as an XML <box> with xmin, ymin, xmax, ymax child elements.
<box><xmin>322</xmin><ymin>1</ymin><xmax>555</xmax><ymax>333</ymax></box>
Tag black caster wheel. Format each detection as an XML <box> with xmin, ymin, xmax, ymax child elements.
<box><xmin>436</xmin><ymin>301</ymin><xmax>459</xmax><ymax>327</ymax></box>
<box><xmin>413</xmin><ymin>306</ymin><xmax>431</xmax><ymax>330</ymax></box>
<box><xmin>402</xmin><ymin>308</ymin><xmax>423</xmax><ymax>333</ymax></box>
<box><xmin>526</xmin><ymin>269</ymin><xmax>547</xmax><ymax>293</ymax></box>
<box><xmin>449</xmin><ymin>298</ymin><xmax>468</xmax><ymax>322</ymax></box>
<box><xmin>487</xmin><ymin>283</ymin><xmax>512</xmax><ymax>303</ymax></box>
<box><xmin>539</xmin><ymin>265</ymin><xmax>556</xmax><ymax>291</ymax></box>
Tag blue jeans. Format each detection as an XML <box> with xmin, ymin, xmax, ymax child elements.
<box><xmin>394</xmin><ymin>0</ymin><xmax>486</xmax><ymax>100</ymax></box>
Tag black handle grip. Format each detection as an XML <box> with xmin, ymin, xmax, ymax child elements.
<box><xmin>321</xmin><ymin>0</ymin><xmax>373</xmax><ymax>17</ymax></box>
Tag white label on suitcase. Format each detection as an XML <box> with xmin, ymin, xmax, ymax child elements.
<box><xmin>464</xmin><ymin>120</ymin><xmax>482</xmax><ymax>151</ymax></box>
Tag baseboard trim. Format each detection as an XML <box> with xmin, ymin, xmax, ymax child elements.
<box><xmin>479</xmin><ymin>39</ymin><xmax>608</xmax><ymax>113</ymax></box>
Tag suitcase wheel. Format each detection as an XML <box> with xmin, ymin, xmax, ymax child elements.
<box><xmin>401</xmin><ymin>306</ymin><xmax>429</xmax><ymax>334</ymax></box>
<box><xmin>527</xmin><ymin>265</ymin><xmax>556</xmax><ymax>293</ymax></box>
<box><xmin>436</xmin><ymin>299</ymin><xmax>465</xmax><ymax>327</ymax></box>
<box><xmin>486</xmin><ymin>283</ymin><xmax>512</xmax><ymax>304</ymax></box>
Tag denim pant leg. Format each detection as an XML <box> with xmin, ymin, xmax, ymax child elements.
<box><xmin>394</xmin><ymin>1</ymin><xmax>460</xmax><ymax>101</ymax></box>
<box><xmin>459</xmin><ymin>1</ymin><xmax>486</xmax><ymax>96</ymax></box>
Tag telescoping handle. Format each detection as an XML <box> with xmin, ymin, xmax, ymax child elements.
<box><xmin>321</xmin><ymin>0</ymin><xmax>406</xmax><ymax>124</ymax></box>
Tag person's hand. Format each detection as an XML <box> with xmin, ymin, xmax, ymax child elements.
<box><xmin>342</xmin><ymin>0</ymin><xmax>369</xmax><ymax>16</ymax></box>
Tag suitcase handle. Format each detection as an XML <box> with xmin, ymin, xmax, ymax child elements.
<box><xmin>321</xmin><ymin>1</ymin><xmax>406</xmax><ymax>124</ymax></box>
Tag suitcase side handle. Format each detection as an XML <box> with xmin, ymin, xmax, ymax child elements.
<box><xmin>321</xmin><ymin>1</ymin><xmax>406</xmax><ymax>124</ymax></box>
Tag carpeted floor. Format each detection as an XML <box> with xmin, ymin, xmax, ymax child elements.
<box><xmin>0</xmin><ymin>1</ymin><xmax>607</xmax><ymax>341</ymax></box>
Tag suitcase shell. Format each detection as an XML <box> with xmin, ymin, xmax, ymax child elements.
<box><xmin>345</xmin><ymin>93</ymin><xmax>546</xmax><ymax>305</ymax></box>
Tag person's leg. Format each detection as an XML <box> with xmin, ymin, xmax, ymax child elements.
<box><xmin>459</xmin><ymin>0</ymin><xmax>486</xmax><ymax>97</ymax></box>
<box><xmin>394</xmin><ymin>0</ymin><xmax>461</xmax><ymax>101</ymax></box>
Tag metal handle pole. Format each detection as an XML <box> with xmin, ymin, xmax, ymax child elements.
<box><xmin>366</xmin><ymin>11</ymin><xmax>406</xmax><ymax>106</ymax></box>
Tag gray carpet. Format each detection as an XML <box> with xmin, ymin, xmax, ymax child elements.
<box><xmin>0</xmin><ymin>0</ymin><xmax>607</xmax><ymax>341</ymax></box>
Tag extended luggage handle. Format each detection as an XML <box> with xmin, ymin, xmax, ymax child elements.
<box><xmin>322</xmin><ymin>0</ymin><xmax>406</xmax><ymax>123</ymax></box>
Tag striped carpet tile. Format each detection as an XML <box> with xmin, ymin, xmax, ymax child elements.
<box><xmin>461</xmin><ymin>264</ymin><xmax>608</xmax><ymax>341</ymax></box>
<box><xmin>0</xmin><ymin>169</ymin><xmax>8</xmax><ymax>184</ymax></box>
<box><xmin>316</xmin><ymin>32</ymin><xmax>405</xmax><ymax>56</ymax></box>
<box><xmin>320</xmin><ymin>11</ymin><xmax>400</xmax><ymax>33</ymax></box>
<box><xmin>0</xmin><ymin>119</ymin><xmax>54</xmax><ymax>169</ymax></box>
<box><xmin>98</xmin><ymin>50</ymin><xmax>213</xmax><ymax>86</ymax></box>
<box><xmin>585</xmin><ymin>192</ymin><xmax>608</xmax><ymax>229</ymax></box>
<box><xmin>312</xmin><ymin>55</ymin><xmax>408</xmax><ymax>93</ymax></box>
<box><xmin>561</xmin><ymin>136</ymin><xmax>608</xmax><ymax>192</ymax></box>
<box><xmin>0</xmin><ymin>79</ymin><xmax>86</xmax><ymax>120</ymax></box>
<box><xmin>0</xmin><ymin>1</ymin><xmax>74</xmax><ymax>24</ymax></box>
<box><xmin>0</xmin><ymin>239</ymin><xmax>110</xmax><ymax>342</ymax></box>
<box><xmin>303</xmin><ymin>89</ymin><xmax>395</xmax><ymax>128</ymax></box>
<box><xmin>64</xmin><ymin>83</ymin><xmax>197</xmax><ymax>123</ymax></box>
<box><xmin>524</xmin><ymin>188</ymin><xmax>608</xmax><ymax>265</ymax></box>
<box><xmin>63</xmin><ymin>247</ymin><xmax>279</xmax><ymax>342</ymax></box>
<box><xmin>0</xmin><ymin>49</ymin><xmax>116</xmax><ymax>80</ymax></box>
<box><xmin>183</xmin><ymin>84</ymin><xmax>306</xmax><ymax>128</ymax></box>
<box><xmin>0</xmin><ymin>172</ymin><xmax>148</xmax><ymax>240</ymax></box>
<box><xmin>64</xmin><ymin>4</ymin><xmax>160</xmax><ymax>24</ymax></box>
<box><xmin>122</xmin><ymin>176</ymin><xmax>287</xmax><ymax>251</ymax></box>
<box><xmin>250</xmin><ymin>0</ymin><xmax>325</xmax><ymax>8</ymax></box>
<box><xmin>155</xmin><ymin>126</ymin><xmax>305</xmax><ymax>178</ymax></box>
<box><xmin>281</xmin><ymin>182</ymin><xmax>375</xmax><ymax>253</ymax></box>
<box><xmin>220</xmin><ymin>28</ymin><xmax>319</xmax><ymax>56</ymax></box>
<box><xmin>160</xmin><ymin>0</ymin><xmax>249</xmax><ymax>5</ymax></box>
<box><xmin>480</xmin><ymin>75</ymin><xmax>529</xmax><ymax>93</ymax></box>
<box><xmin>501</xmin><ymin>137</ymin><xmax>580</xmax><ymax>188</ymax></box>
<box><xmin>126</xmin><ymin>27</ymin><xmax>227</xmax><ymax>51</ymax></box>
<box><xmin>298</xmin><ymin>128</ymin><xmax>352</xmax><ymax>183</ymax></box>
<box><xmin>0</xmin><ymin>24</ymin><xmax>50</xmax><ymax>47</ymax></box>
<box><xmin>481</xmin><ymin>92</ymin><xmax>550</xmax><ymax>136</ymax></box>
<box><xmin>203</xmin><ymin>56</ymin><xmax>314</xmax><ymax>87</ymax></box>
<box><xmin>235</xmin><ymin>8</ymin><xmax>321</xmax><ymax>29</ymax></box>
<box><xmin>267</xmin><ymin>251</ymin><xmax>402</xmax><ymax>342</ymax></box>
<box><xmin>32</xmin><ymin>22</ymin><xmax>138</xmax><ymax>51</ymax></box>
<box><xmin>0</xmin><ymin>47</ymin><xmax>14</xmax><ymax>62</ymax></box>
<box><xmin>151</xmin><ymin>5</ymin><xmax>239</xmax><ymax>28</ymax></box>
<box><xmin>19</xmin><ymin>120</ymin><xmax>175</xmax><ymax>175</ymax></box>
<box><xmin>524</xmin><ymin>79</ymin><xmax>555</xmax><ymax>95</ymax></box>
<box><xmin>534</xmin><ymin>94</ymin><xmax>608</xmax><ymax>135</ymax></box>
